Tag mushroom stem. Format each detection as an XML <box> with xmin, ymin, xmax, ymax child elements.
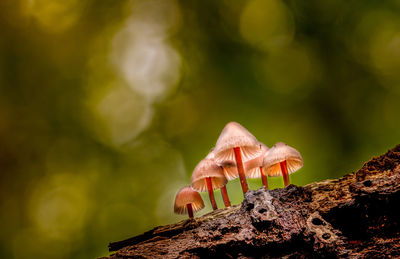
<box><xmin>220</xmin><ymin>185</ymin><xmax>231</xmax><ymax>207</ymax></box>
<box><xmin>260</xmin><ymin>166</ymin><xmax>268</xmax><ymax>189</ymax></box>
<box><xmin>206</xmin><ymin>177</ymin><xmax>217</xmax><ymax>210</ymax></box>
<box><xmin>233</xmin><ymin>147</ymin><xmax>249</xmax><ymax>194</ymax></box>
<box><xmin>186</xmin><ymin>203</ymin><xmax>194</xmax><ymax>219</ymax></box>
<box><xmin>280</xmin><ymin>160</ymin><xmax>290</xmax><ymax>187</ymax></box>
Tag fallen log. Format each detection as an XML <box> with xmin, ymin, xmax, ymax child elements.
<box><xmin>104</xmin><ymin>145</ymin><xmax>400</xmax><ymax>258</ymax></box>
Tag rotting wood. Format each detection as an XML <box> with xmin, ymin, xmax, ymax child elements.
<box><xmin>104</xmin><ymin>145</ymin><xmax>400</xmax><ymax>258</ymax></box>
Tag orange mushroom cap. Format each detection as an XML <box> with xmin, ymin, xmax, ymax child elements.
<box><xmin>262</xmin><ymin>142</ymin><xmax>303</xmax><ymax>177</ymax></box>
<box><xmin>219</xmin><ymin>159</ymin><xmax>238</xmax><ymax>180</ymax></box>
<box><xmin>174</xmin><ymin>186</ymin><xmax>205</xmax><ymax>215</ymax></box>
<box><xmin>217</xmin><ymin>142</ymin><xmax>268</xmax><ymax>180</ymax></box>
<box><xmin>213</xmin><ymin>122</ymin><xmax>262</xmax><ymax>175</ymax></box>
<box><xmin>244</xmin><ymin>143</ymin><xmax>269</xmax><ymax>178</ymax></box>
<box><xmin>191</xmin><ymin>158</ymin><xmax>227</xmax><ymax>192</ymax></box>
<box><xmin>205</xmin><ymin>148</ymin><xmax>215</xmax><ymax>159</ymax></box>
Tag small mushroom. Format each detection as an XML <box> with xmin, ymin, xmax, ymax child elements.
<box><xmin>206</xmin><ymin>150</ymin><xmax>231</xmax><ymax>208</ymax></box>
<box><xmin>219</xmin><ymin>159</ymin><xmax>238</xmax><ymax>181</ymax></box>
<box><xmin>244</xmin><ymin>143</ymin><xmax>270</xmax><ymax>189</ymax></box>
<box><xmin>220</xmin><ymin>184</ymin><xmax>231</xmax><ymax>208</ymax></box>
<box><xmin>262</xmin><ymin>142</ymin><xmax>303</xmax><ymax>187</ymax></box>
<box><xmin>213</xmin><ymin>122</ymin><xmax>262</xmax><ymax>195</ymax></box>
<box><xmin>174</xmin><ymin>186</ymin><xmax>205</xmax><ymax>219</ymax></box>
<box><xmin>191</xmin><ymin>157</ymin><xmax>228</xmax><ymax>210</ymax></box>
<box><xmin>219</xmin><ymin>143</ymin><xmax>269</xmax><ymax>189</ymax></box>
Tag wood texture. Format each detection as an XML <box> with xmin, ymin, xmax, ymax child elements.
<box><xmin>105</xmin><ymin>145</ymin><xmax>400</xmax><ymax>258</ymax></box>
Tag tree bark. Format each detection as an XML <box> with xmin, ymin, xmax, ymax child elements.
<box><xmin>104</xmin><ymin>145</ymin><xmax>400</xmax><ymax>258</ymax></box>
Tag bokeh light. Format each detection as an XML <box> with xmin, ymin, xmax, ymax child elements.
<box><xmin>254</xmin><ymin>44</ymin><xmax>317</xmax><ymax>93</ymax></box>
<box><xmin>240</xmin><ymin>0</ymin><xmax>294</xmax><ymax>51</ymax></box>
<box><xmin>111</xmin><ymin>0</ymin><xmax>182</xmax><ymax>101</ymax></box>
<box><xmin>96</xmin><ymin>83</ymin><xmax>154</xmax><ymax>146</ymax></box>
<box><xmin>29</xmin><ymin>173</ymin><xmax>90</xmax><ymax>240</ymax></box>
<box><xmin>22</xmin><ymin>0</ymin><xmax>83</xmax><ymax>33</ymax></box>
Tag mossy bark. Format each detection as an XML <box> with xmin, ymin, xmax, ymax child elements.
<box><xmin>104</xmin><ymin>145</ymin><xmax>400</xmax><ymax>258</ymax></box>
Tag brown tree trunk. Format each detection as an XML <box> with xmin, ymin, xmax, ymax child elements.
<box><xmin>104</xmin><ymin>145</ymin><xmax>400</xmax><ymax>258</ymax></box>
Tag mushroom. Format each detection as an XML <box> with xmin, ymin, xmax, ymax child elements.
<box><xmin>218</xmin><ymin>143</ymin><xmax>270</xmax><ymax>189</ymax></box>
<box><xmin>243</xmin><ymin>143</ymin><xmax>270</xmax><ymax>189</ymax></box>
<box><xmin>262</xmin><ymin>142</ymin><xmax>303</xmax><ymax>187</ymax></box>
<box><xmin>213</xmin><ymin>122</ymin><xmax>262</xmax><ymax>195</ymax></box>
<box><xmin>174</xmin><ymin>186</ymin><xmax>204</xmax><ymax>219</ymax></box>
<box><xmin>220</xmin><ymin>183</ymin><xmax>231</xmax><ymax>208</ymax></box>
<box><xmin>206</xmin><ymin>150</ymin><xmax>231</xmax><ymax>208</ymax></box>
<box><xmin>191</xmin><ymin>157</ymin><xmax>228</xmax><ymax>210</ymax></box>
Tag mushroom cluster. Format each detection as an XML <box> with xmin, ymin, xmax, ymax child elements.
<box><xmin>174</xmin><ymin>122</ymin><xmax>303</xmax><ymax>219</ymax></box>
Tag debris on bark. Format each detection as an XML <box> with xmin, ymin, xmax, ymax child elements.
<box><xmin>104</xmin><ymin>145</ymin><xmax>400</xmax><ymax>258</ymax></box>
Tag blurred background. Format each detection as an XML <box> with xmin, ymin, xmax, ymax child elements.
<box><xmin>1</xmin><ymin>0</ymin><xmax>400</xmax><ymax>258</ymax></box>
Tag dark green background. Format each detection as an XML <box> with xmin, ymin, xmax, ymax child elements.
<box><xmin>1</xmin><ymin>0</ymin><xmax>400</xmax><ymax>258</ymax></box>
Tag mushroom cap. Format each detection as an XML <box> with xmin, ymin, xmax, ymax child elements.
<box><xmin>219</xmin><ymin>160</ymin><xmax>238</xmax><ymax>180</ymax></box>
<box><xmin>244</xmin><ymin>143</ymin><xmax>269</xmax><ymax>178</ymax></box>
<box><xmin>217</xmin><ymin>143</ymin><xmax>268</xmax><ymax>180</ymax></box>
<box><xmin>205</xmin><ymin>148</ymin><xmax>215</xmax><ymax>160</ymax></box>
<box><xmin>214</xmin><ymin>122</ymin><xmax>262</xmax><ymax>168</ymax></box>
<box><xmin>174</xmin><ymin>186</ymin><xmax>205</xmax><ymax>215</ymax></box>
<box><xmin>262</xmin><ymin>142</ymin><xmax>303</xmax><ymax>177</ymax></box>
<box><xmin>191</xmin><ymin>158</ymin><xmax>227</xmax><ymax>192</ymax></box>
